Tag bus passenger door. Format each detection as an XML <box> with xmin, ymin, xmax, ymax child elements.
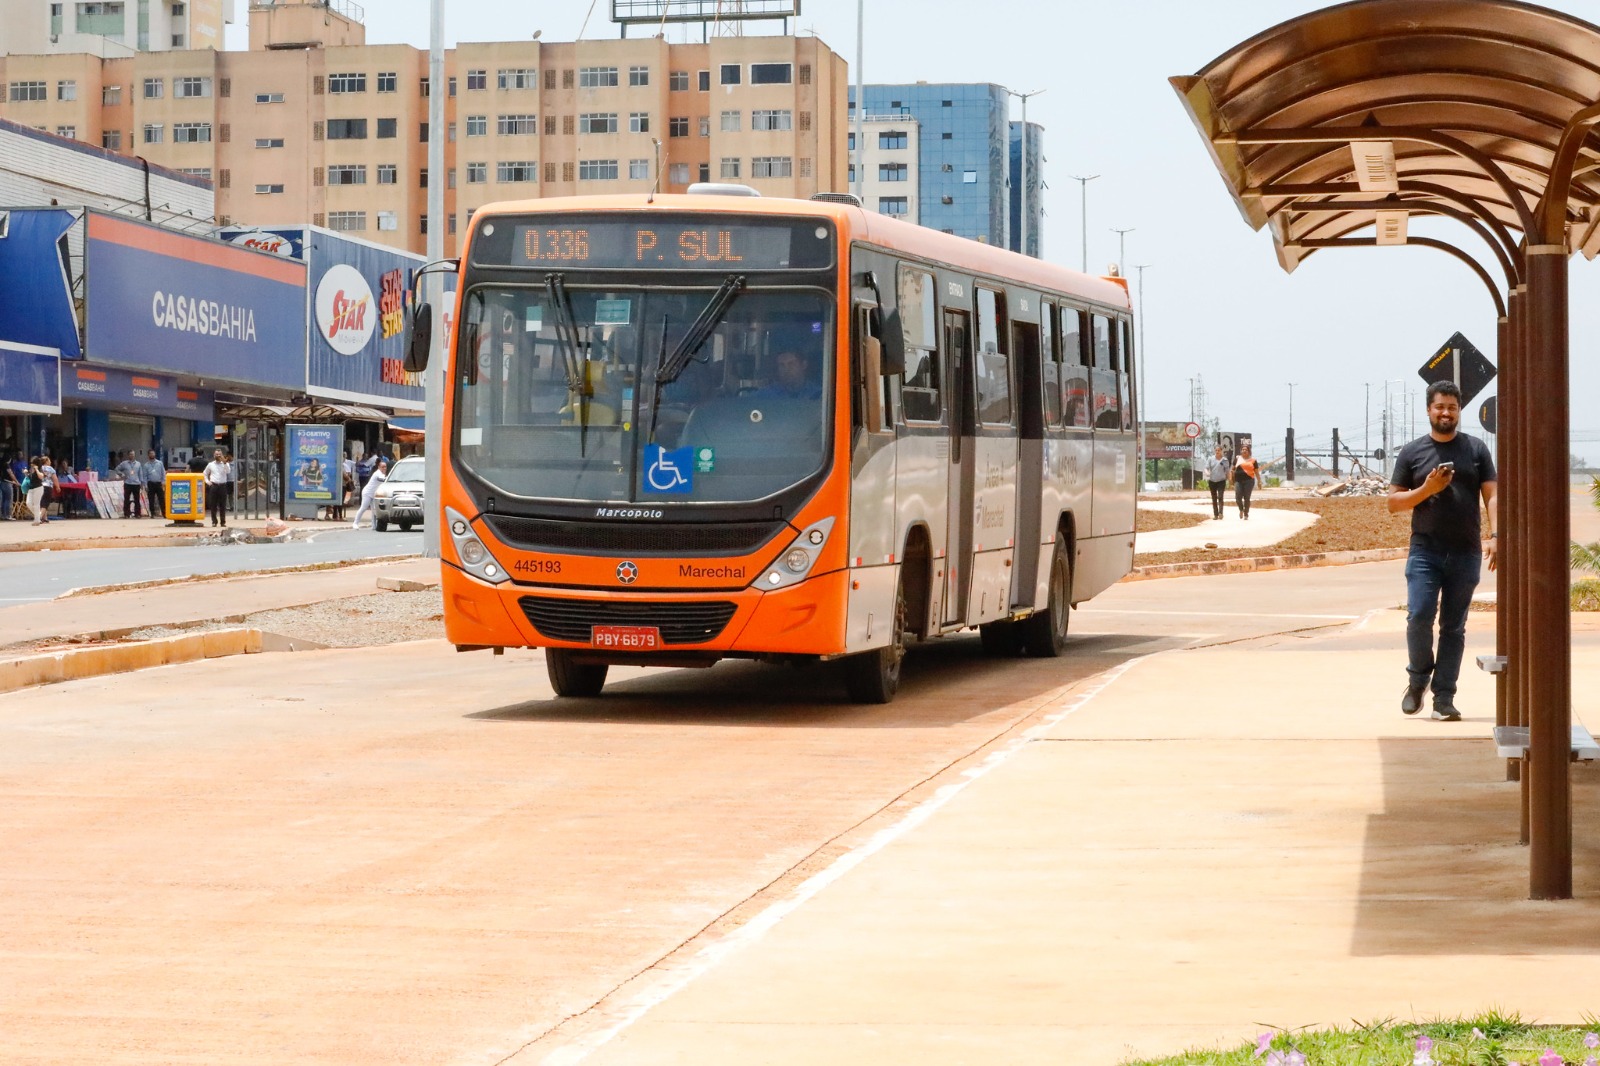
<box><xmin>1010</xmin><ymin>316</ymin><xmax>1043</xmax><ymax>609</ymax></box>
<box><xmin>942</xmin><ymin>308</ymin><xmax>974</xmax><ymax>626</ymax></box>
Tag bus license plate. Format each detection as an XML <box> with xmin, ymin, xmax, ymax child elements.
<box><xmin>591</xmin><ymin>625</ymin><xmax>661</xmax><ymax>650</ymax></box>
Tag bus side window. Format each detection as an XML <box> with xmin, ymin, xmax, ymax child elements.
<box><xmin>975</xmin><ymin>287</ymin><xmax>1011</xmax><ymax>424</ymax></box>
<box><xmin>1120</xmin><ymin>318</ymin><xmax>1136</xmax><ymax>432</ymax></box>
<box><xmin>1041</xmin><ymin>301</ymin><xmax>1061</xmax><ymax>427</ymax></box>
<box><xmin>1091</xmin><ymin>313</ymin><xmax>1120</xmax><ymax>430</ymax></box>
<box><xmin>897</xmin><ymin>266</ymin><xmax>941</xmax><ymax>423</ymax></box>
<box><xmin>1060</xmin><ymin>307</ymin><xmax>1089</xmax><ymax>428</ymax></box>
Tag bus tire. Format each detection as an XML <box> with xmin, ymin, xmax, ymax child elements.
<box><xmin>979</xmin><ymin>620</ymin><xmax>1022</xmax><ymax>657</ymax></box>
<box><xmin>547</xmin><ymin>649</ymin><xmax>608</xmax><ymax>698</ymax></box>
<box><xmin>843</xmin><ymin>575</ymin><xmax>907</xmax><ymax>704</ymax></box>
<box><xmin>1020</xmin><ymin>542</ymin><xmax>1072</xmax><ymax>658</ymax></box>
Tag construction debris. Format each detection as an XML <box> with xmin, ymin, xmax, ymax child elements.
<box><xmin>1312</xmin><ymin>475</ymin><xmax>1391</xmax><ymax>498</ymax></box>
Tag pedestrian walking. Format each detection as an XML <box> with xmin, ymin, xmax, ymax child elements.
<box><xmin>143</xmin><ymin>449</ymin><xmax>167</xmax><ymax>518</ymax></box>
<box><xmin>224</xmin><ymin>452</ymin><xmax>237</xmax><ymax>516</ymax></box>
<box><xmin>1388</xmin><ymin>381</ymin><xmax>1498</xmax><ymax>721</ymax></box>
<box><xmin>38</xmin><ymin>454</ymin><xmax>58</xmax><ymax>517</ymax></box>
<box><xmin>203</xmin><ymin>448</ymin><xmax>230</xmax><ymax>527</ymax></box>
<box><xmin>1230</xmin><ymin>442</ymin><xmax>1261</xmax><ymax>520</ymax></box>
<box><xmin>351</xmin><ymin>458</ymin><xmax>387</xmax><ymax>530</ymax></box>
<box><xmin>1203</xmin><ymin>444</ymin><xmax>1229</xmax><ymax>520</ymax></box>
<box><xmin>23</xmin><ymin>457</ymin><xmax>47</xmax><ymax>525</ymax></box>
<box><xmin>0</xmin><ymin>453</ymin><xmax>18</xmax><ymax>520</ymax></box>
<box><xmin>115</xmin><ymin>450</ymin><xmax>144</xmax><ymax>518</ymax></box>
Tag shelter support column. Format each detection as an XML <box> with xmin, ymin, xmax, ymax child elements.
<box><xmin>1516</xmin><ymin>284</ymin><xmax>1533</xmax><ymax>843</ymax></box>
<box><xmin>1494</xmin><ymin>304</ymin><xmax>1516</xmax><ymax>782</ymax></box>
<box><xmin>1523</xmin><ymin>249</ymin><xmax>1571</xmax><ymax>900</ymax></box>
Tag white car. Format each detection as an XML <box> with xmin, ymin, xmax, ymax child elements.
<box><xmin>373</xmin><ymin>456</ymin><xmax>425</xmax><ymax>532</ymax></box>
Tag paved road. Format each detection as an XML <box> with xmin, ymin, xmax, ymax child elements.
<box><xmin>0</xmin><ymin>560</ymin><xmax>1410</xmax><ymax>1065</ymax></box>
<box><xmin>0</xmin><ymin>527</ymin><xmax>421</xmax><ymax>603</ymax></box>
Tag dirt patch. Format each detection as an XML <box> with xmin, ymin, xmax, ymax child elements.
<box><xmin>1135</xmin><ymin>508</ymin><xmax>1209</xmax><ymax>534</ymax></box>
<box><xmin>1136</xmin><ymin>496</ymin><xmax>1411</xmax><ymax>566</ymax></box>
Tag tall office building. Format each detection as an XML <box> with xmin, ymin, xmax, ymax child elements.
<box><xmin>1009</xmin><ymin>120</ymin><xmax>1042</xmax><ymax>258</ymax></box>
<box><xmin>0</xmin><ymin>0</ymin><xmax>236</xmax><ymax>57</ymax></box>
<box><xmin>0</xmin><ymin>0</ymin><xmax>850</xmax><ymax>254</ymax></box>
<box><xmin>848</xmin><ymin>82</ymin><xmax>1043</xmax><ymax>255</ymax></box>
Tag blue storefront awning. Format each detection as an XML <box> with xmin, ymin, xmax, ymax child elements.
<box><xmin>0</xmin><ymin>341</ymin><xmax>62</xmax><ymax>414</ymax></box>
<box><xmin>0</xmin><ymin>208</ymin><xmax>81</xmax><ymax>361</ymax></box>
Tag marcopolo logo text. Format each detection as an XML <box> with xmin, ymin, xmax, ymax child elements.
<box><xmin>150</xmin><ymin>291</ymin><xmax>258</xmax><ymax>342</ymax></box>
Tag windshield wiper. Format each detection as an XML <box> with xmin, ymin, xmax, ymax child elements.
<box><xmin>644</xmin><ymin>313</ymin><xmax>671</xmax><ymax>446</ymax></box>
<box><xmin>545</xmin><ymin>273</ymin><xmax>592</xmax><ymax>454</ymax></box>
<box><xmin>655</xmin><ymin>274</ymin><xmax>745</xmax><ymax>386</ymax></box>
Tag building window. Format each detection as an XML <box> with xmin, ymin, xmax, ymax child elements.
<box><xmin>178</xmin><ymin>168</ymin><xmax>211</xmax><ymax>179</ymax></box>
<box><xmin>562</xmin><ymin>69</ymin><xmax>574</xmax><ymax>89</ymax></box>
<box><xmin>941</xmin><ymin>163</ymin><xmax>953</xmax><ymax>172</ymax></box>
<box><xmin>377</xmin><ymin>211</ymin><xmax>398</xmax><ymax>231</ymax></box>
<box><xmin>750</xmin><ymin>63</ymin><xmax>792</xmax><ymax>85</ymax></box>
<box><xmin>699</xmin><ymin>117</ymin><xmax>710</xmax><ymax>137</ymax></box>
<box><xmin>466</xmin><ymin>69</ymin><xmax>487</xmax><ymax>91</ymax></box>
<box><xmin>328</xmin><ymin>164</ymin><xmax>367</xmax><ymax>185</ymax></box>
<box><xmin>328</xmin><ymin>72</ymin><xmax>367</xmax><ymax>94</ymax></box>
<box><xmin>562</xmin><ymin>161</ymin><xmax>574</xmax><ymax>181</ymax></box>
<box><xmin>7</xmin><ymin>80</ymin><xmax>44</xmax><ymax>102</ymax></box>
<box><xmin>879</xmin><ymin>130</ymin><xmax>908</xmax><ymax>150</ymax></box>
<box><xmin>942</xmin><ymin>99</ymin><xmax>953</xmax><ymax>107</ymax></box>
<box><xmin>448</xmin><ymin>122</ymin><xmax>457</xmax><ymax>141</ymax></box>
<box><xmin>580</xmin><ymin>112</ymin><xmax>618</xmax><ymax>134</ymax></box>
<box><xmin>255</xmin><ymin>91</ymin><xmax>284</xmax><ymax>104</ymax></box>
<box><xmin>55</xmin><ymin>125</ymin><xmax>77</xmax><ymax>139</ymax></box>
<box><xmin>628</xmin><ymin>112</ymin><xmax>650</xmax><ymax>133</ymax></box>
<box><xmin>751</xmin><ymin>109</ymin><xmax>792</xmax><ymax>132</ymax></box>
<box><xmin>449</xmin><ymin>214</ymin><xmax>457</xmax><ymax>235</ymax></box>
<box><xmin>377</xmin><ymin>117</ymin><xmax>397</xmax><ymax>139</ymax></box>
<box><xmin>101</xmin><ymin>129</ymin><xmax>121</xmax><ymax>150</ymax></box>
<box><xmin>579</xmin><ymin>67</ymin><xmax>619</xmax><ymax>88</ymax></box>
<box><xmin>698</xmin><ymin>162</ymin><xmax>710</xmax><ymax>183</ymax></box>
<box><xmin>942</xmin><ymin>131</ymin><xmax>953</xmax><ymax>140</ymax></box>
<box><xmin>697</xmin><ymin>70</ymin><xmax>710</xmax><ymax>91</ymax></box>
<box><xmin>847</xmin><ymin>132</ymin><xmax>855</xmax><ymax>150</ymax></box>
<box><xmin>255</xmin><ymin>184</ymin><xmax>285</xmax><ymax>195</ymax></box>
<box><xmin>377</xmin><ymin>71</ymin><xmax>397</xmax><ymax>93</ymax></box>
<box><xmin>799</xmin><ymin>64</ymin><xmax>812</xmax><ymax>85</ymax></box>
<box><xmin>668</xmin><ymin>117</ymin><xmax>689</xmax><ymax>138</ymax></box>
<box><xmin>751</xmin><ymin>156</ymin><xmax>792</xmax><ymax>179</ymax></box>
<box><xmin>579</xmin><ymin>159</ymin><xmax>619</xmax><ymax>180</ymax></box>
<box><xmin>377</xmin><ymin>163</ymin><xmax>397</xmax><ymax>184</ymax></box>
<box><xmin>719</xmin><ymin>63</ymin><xmax>741</xmax><ymax>85</ymax></box>
<box><xmin>669</xmin><ymin>70</ymin><xmax>689</xmax><ymax>91</ymax></box>
<box><xmin>963</xmin><ymin>170</ymin><xmax>978</xmax><ymax>183</ymax></box>
<box><xmin>629</xmin><ymin>158</ymin><xmax>649</xmax><ymax>180</ymax></box>
<box><xmin>102</xmin><ymin>85</ymin><xmax>122</xmax><ymax>105</ymax></box>
<box><xmin>720</xmin><ymin>157</ymin><xmax>740</xmax><ymax>179</ymax></box>
<box><xmin>419</xmin><ymin>122</ymin><xmax>429</xmax><ymax>141</ymax></box>
<box><xmin>327</xmin><ymin>118</ymin><xmax>369</xmax><ymax>140</ymax></box>
<box><xmin>142</xmin><ymin>123</ymin><xmax>164</xmax><ymax>144</ymax></box>
<box><xmin>497</xmin><ymin>67</ymin><xmax>536</xmax><ymax>90</ymax></box>
<box><xmin>720</xmin><ymin>110</ymin><xmax>741</xmax><ymax>132</ymax></box>
<box><xmin>466</xmin><ymin>162</ymin><xmax>487</xmax><ymax>183</ymax></box>
<box><xmin>629</xmin><ymin>65</ymin><xmax>649</xmax><ymax>86</ymax></box>
<box><xmin>879</xmin><ymin>163</ymin><xmax>908</xmax><ymax>182</ymax></box>
<box><xmin>173</xmin><ymin>122</ymin><xmax>212</xmax><ymax>143</ymax></box>
<box><xmin>420</xmin><ymin>215</ymin><xmax>428</xmax><ymax>235</ymax></box>
<box><xmin>328</xmin><ymin>211</ymin><xmax>367</xmax><ymax>231</ymax></box>
<box><xmin>668</xmin><ymin>162</ymin><xmax>690</xmax><ymax>184</ymax></box>
<box><xmin>57</xmin><ymin>80</ymin><xmax>77</xmax><ymax>101</ymax></box>
<box><xmin>940</xmin><ymin>195</ymin><xmax>954</xmax><ymax>205</ymax></box>
<box><xmin>419</xmin><ymin>169</ymin><xmax>428</xmax><ymax>188</ymax></box>
<box><xmin>142</xmin><ymin>78</ymin><xmax>163</xmax><ymax>100</ymax></box>
<box><xmin>878</xmin><ymin>197</ymin><xmax>909</xmax><ymax>216</ymax></box>
<box><xmin>497</xmin><ymin>161</ymin><xmax>537</xmax><ymax>182</ymax></box>
<box><xmin>175</xmin><ymin>76</ymin><xmax>211</xmax><ymax>99</ymax></box>
<box><xmin>466</xmin><ymin>114</ymin><xmax>487</xmax><ymax>137</ymax></box>
<box><xmin>498</xmin><ymin>113</ymin><xmax>537</xmax><ymax>135</ymax></box>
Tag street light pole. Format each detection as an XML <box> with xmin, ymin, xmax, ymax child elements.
<box><xmin>422</xmin><ymin>0</ymin><xmax>445</xmax><ymax>559</ymax></box>
<box><xmin>1069</xmin><ymin>174</ymin><xmax>1099</xmax><ymax>273</ymax></box>
<box><xmin>1000</xmin><ymin>87</ymin><xmax>1045</xmax><ymax>256</ymax></box>
<box><xmin>1111</xmin><ymin>226</ymin><xmax>1135</xmax><ymax>277</ymax></box>
<box><xmin>1286</xmin><ymin>381</ymin><xmax>1297</xmax><ymax>482</ymax></box>
<box><xmin>1364</xmin><ymin>380</ymin><xmax>1372</xmax><ymax>475</ymax></box>
<box><xmin>1287</xmin><ymin>381</ymin><xmax>1297</xmax><ymax>428</ymax></box>
<box><xmin>853</xmin><ymin>0</ymin><xmax>864</xmax><ymax>202</ymax></box>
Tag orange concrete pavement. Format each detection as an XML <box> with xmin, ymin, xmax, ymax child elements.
<box><xmin>542</xmin><ymin>610</ymin><xmax>1600</xmax><ymax>1066</ymax></box>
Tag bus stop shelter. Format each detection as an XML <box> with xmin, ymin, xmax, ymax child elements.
<box><xmin>1172</xmin><ymin>0</ymin><xmax>1600</xmax><ymax>899</ymax></box>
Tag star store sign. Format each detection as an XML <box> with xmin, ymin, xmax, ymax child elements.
<box><xmin>314</xmin><ymin>264</ymin><xmax>418</xmax><ymax>387</ymax></box>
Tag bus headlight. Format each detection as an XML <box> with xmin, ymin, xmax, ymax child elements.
<box><xmin>446</xmin><ymin>506</ymin><xmax>510</xmax><ymax>585</ymax></box>
<box><xmin>753</xmin><ymin>516</ymin><xmax>835</xmax><ymax>591</ymax></box>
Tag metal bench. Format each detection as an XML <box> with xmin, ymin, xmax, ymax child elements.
<box><xmin>1492</xmin><ymin>724</ymin><xmax>1600</xmax><ymax>762</ymax></box>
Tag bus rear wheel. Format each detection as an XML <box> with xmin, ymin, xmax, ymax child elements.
<box><xmin>547</xmin><ymin>649</ymin><xmax>608</xmax><ymax>698</ymax></box>
<box><xmin>1020</xmin><ymin>542</ymin><xmax>1072</xmax><ymax>658</ymax></box>
<box><xmin>844</xmin><ymin>576</ymin><xmax>907</xmax><ymax>704</ymax></box>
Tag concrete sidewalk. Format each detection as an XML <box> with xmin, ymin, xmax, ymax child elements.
<box><xmin>1138</xmin><ymin>496</ymin><xmax>1319</xmax><ymax>552</ymax></box>
<box><xmin>552</xmin><ymin>610</ymin><xmax>1600</xmax><ymax>1066</ymax></box>
<box><xmin>0</xmin><ymin>513</ymin><xmax>356</xmax><ymax>552</ymax></box>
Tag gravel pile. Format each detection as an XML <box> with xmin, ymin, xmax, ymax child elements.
<box><xmin>1312</xmin><ymin>475</ymin><xmax>1391</xmax><ymax>497</ymax></box>
<box><xmin>122</xmin><ymin>588</ymin><xmax>445</xmax><ymax>648</ymax></box>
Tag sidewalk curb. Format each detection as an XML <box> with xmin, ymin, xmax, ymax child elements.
<box><xmin>1123</xmin><ymin>546</ymin><xmax>1408</xmax><ymax>581</ymax></box>
<box><xmin>59</xmin><ymin>554</ymin><xmax>419</xmax><ymax>598</ymax></box>
<box><xmin>0</xmin><ymin>628</ymin><xmax>265</xmax><ymax>695</ymax></box>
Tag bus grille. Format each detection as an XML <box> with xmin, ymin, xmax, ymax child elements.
<box><xmin>519</xmin><ymin>596</ymin><xmax>739</xmax><ymax>646</ymax></box>
<box><xmin>486</xmin><ymin>516</ymin><xmax>784</xmax><ymax>557</ymax></box>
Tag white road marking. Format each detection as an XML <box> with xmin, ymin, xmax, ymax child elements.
<box><xmin>542</xmin><ymin>656</ymin><xmax>1150</xmax><ymax>1065</ymax></box>
<box><xmin>1086</xmin><ymin>609</ymin><xmax>1360</xmax><ymax>620</ymax></box>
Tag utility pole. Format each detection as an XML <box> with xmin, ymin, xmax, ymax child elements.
<box><xmin>1134</xmin><ymin>263</ymin><xmax>1151</xmax><ymax>481</ymax></box>
<box><xmin>1286</xmin><ymin>381</ymin><xmax>1297</xmax><ymax>482</ymax></box>
<box><xmin>853</xmin><ymin>0</ymin><xmax>864</xmax><ymax>202</ymax></box>
<box><xmin>1111</xmin><ymin>227</ymin><xmax>1135</xmax><ymax>277</ymax></box>
<box><xmin>1001</xmin><ymin>87</ymin><xmax>1045</xmax><ymax>256</ymax></box>
<box><xmin>421</xmin><ymin>0</ymin><xmax>445</xmax><ymax>560</ymax></box>
<box><xmin>1364</xmin><ymin>381</ymin><xmax>1372</xmax><ymax>475</ymax></box>
<box><xmin>1069</xmin><ymin>174</ymin><xmax>1099</xmax><ymax>273</ymax></box>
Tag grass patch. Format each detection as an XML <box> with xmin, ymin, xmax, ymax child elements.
<box><xmin>1574</xmin><ymin>578</ymin><xmax>1600</xmax><ymax>612</ymax></box>
<box><xmin>1121</xmin><ymin>1013</ymin><xmax>1600</xmax><ymax>1066</ymax></box>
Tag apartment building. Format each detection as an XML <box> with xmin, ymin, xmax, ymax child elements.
<box><xmin>0</xmin><ymin>0</ymin><xmax>236</xmax><ymax>58</ymax></box>
<box><xmin>0</xmin><ymin>0</ymin><xmax>850</xmax><ymax>255</ymax></box>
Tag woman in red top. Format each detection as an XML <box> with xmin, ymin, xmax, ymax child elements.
<box><xmin>1230</xmin><ymin>442</ymin><xmax>1261</xmax><ymax>519</ymax></box>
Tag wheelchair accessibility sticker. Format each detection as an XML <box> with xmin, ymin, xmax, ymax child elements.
<box><xmin>643</xmin><ymin>444</ymin><xmax>694</xmax><ymax>494</ymax></box>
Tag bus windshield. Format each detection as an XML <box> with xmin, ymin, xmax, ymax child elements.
<box><xmin>454</xmin><ymin>284</ymin><xmax>832</xmax><ymax>505</ymax></box>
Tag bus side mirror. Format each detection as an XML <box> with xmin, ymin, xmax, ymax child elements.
<box><xmin>404</xmin><ymin>303</ymin><xmax>433</xmax><ymax>374</ymax></box>
<box><xmin>877</xmin><ymin>307</ymin><xmax>906</xmax><ymax>376</ymax></box>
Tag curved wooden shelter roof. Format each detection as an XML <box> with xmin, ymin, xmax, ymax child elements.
<box><xmin>1171</xmin><ymin>0</ymin><xmax>1600</xmax><ymax>274</ymax></box>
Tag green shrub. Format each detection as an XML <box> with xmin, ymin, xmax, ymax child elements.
<box><xmin>1573</xmin><ymin>578</ymin><xmax>1600</xmax><ymax>612</ymax></box>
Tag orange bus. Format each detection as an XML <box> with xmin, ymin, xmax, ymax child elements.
<box><xmin>406</xmin><ymin>189</ymin><xmax>1138</xmax><ymax>702</ymax></box>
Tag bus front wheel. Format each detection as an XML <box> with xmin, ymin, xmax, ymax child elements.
<box><xmin>844</xmin><ymin>577</ymin><xmax>907</xmax><ymax>704</ymax></box>
<box><xmin>547</xmin><ymin>649</ymin><xmax>608</xmax><ymax>698</ymax></box>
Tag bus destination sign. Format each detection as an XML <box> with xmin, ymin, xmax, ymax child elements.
<box><xmin>510</xmin><ymin>221</ymin><xmax>795</xmax><ymax>269</ymax></box>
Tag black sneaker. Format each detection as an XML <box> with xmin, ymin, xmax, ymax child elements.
<box><xmin>1431</xmin><ymin>701</ymin><xmax>1461</xmax><ymax>722</ymax></box>
<box><xmin>1401</xmin><ymin>685</ymin><xmax>1425</xmax><ymax>715</ymax></box>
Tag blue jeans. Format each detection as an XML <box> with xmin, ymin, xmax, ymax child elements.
<box><xmin>1405</xmin><ymin>546</ymin><xmax>1482</xmax><ymax>702</ymax></box>
<box><xmin>0</xmin><ymin>479</ymin><xmax>12</xmax><ymax>518</ymax></box>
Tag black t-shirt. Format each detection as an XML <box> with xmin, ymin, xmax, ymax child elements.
<box><xmin>1390</xmin><ymin>433</ymin><xmax>1497</xmax><ymax>552</ymax></box>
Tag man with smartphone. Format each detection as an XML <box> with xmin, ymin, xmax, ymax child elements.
<box><xmin>1388</xmin><ymin>380</ymin><xmax>1499</xmax><ymax>721</ymax></box>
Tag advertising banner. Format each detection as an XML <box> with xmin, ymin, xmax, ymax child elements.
<box><xmin>0</xmin><ymin>341</ymin><xmax>62</xmax><ymax>414</ymax></box>
<box><xmin>1143</xmin><ymin>421</ymin><xmax>1196</xmax><ymax>461</ymax></box>
<box><xmin>0</xmin><ymin>208</ymin><xmax>82</xmax><ymax>360</ymax></box>
<box><xmin>63</xmin><ymin>363</ymin><xmax>214</xmax><ymax>421</ymax></box>
<box><xmin>284</xmin><ymin>423</ymin><xmax>343</xmax><ymax>519</ymax></box>
<box><xmin>86</xmin><ymin>212</ymin><xmax>306</xmax><ymax>390</ymax></box>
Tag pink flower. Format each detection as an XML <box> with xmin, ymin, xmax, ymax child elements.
<box><xmin>1265</xmin><ymin>1051</ymin><xmax>1287</xmax><ymax>1066</ymax></box>
<box><xmin>1255</xmin><ymin>1033</ymin><xmax>1273</xmax><ymax>1058</ymax></box>
<box><xmin>1584</xmin><ymin>1057</ymin><xmax>1597</xmax><ymax>1066</ymax></box>
<box><xmin>1287</xmin><ymin>1051</ymin><xmax>1307</xmax><ymax>1066</ymax></box>
<box><xmin>1474</xmin><ymin>1029</ymin><xmax>1488</xmax><ymax>1041</ymax></box>
<box><xmin>1538</xmin><ymin>1050</ymin><xmax>1565</xmax><ymax>1066</ymax></box>
<box><xmin>1418</xmin><ymin>1035</ymin><xmax>1434</xmax><ymax>1052</ymax></box>
<box><xmin>1586</xmin><ymin>1033</ymin><xmax>1600</xmax><ymax>1051</ymax></box>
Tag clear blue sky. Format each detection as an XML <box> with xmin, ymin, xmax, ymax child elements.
<box><xmin>231</xmin><ymin>1</ymin><xmax>1600</xmax><ymax>466</ymax></box>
